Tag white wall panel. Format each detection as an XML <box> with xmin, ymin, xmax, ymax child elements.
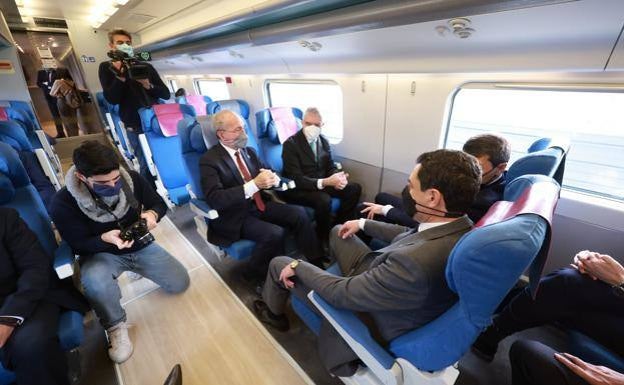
<box><xmin>0</xmin><ymin>12</ymin><xmax>30</xmax><ymax>101</ymax></box>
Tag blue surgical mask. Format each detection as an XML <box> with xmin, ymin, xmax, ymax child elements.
<box><xmin>93</xmin><ymin>179</ymin><xmax>123</xmax><ymax>197</ymax></box>
<box><xmin>116</xmin><ymin>43</ymin><xmax>134</xmax><ymax>58</ymax></box>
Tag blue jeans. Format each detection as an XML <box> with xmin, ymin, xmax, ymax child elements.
<box><xmin>80</xmin><ymin>242</ymin><xmax>190</xmax><ymax>329</ymax></box>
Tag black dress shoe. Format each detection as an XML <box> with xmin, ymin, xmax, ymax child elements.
<box><xmin>252</xmin><ymin>300</ymin><xmax>290</xmax><ymax>332</ymax></box>
<box><xmin>471</xmin><ymin>324</ymin><xmax>506</xmax><ymax>362</ymax></box>
<box><xmin>163</xmin><ymin>364</ymin><xmax>182</xmax><ymax>385</ymax></box>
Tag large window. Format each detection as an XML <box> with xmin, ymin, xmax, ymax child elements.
<box><xmin>166</xmin><ymin>79</ymin><xmax>178</xmax><ymax>93</ymax></box>
<box><xmin>445</xmin><ymin>86</ymin><xmax>624</xmax><ymax>201</ymax></box>
<box><xmin>266</xmin><ymin>80</ymin><xmax>344</xmax><ymax>144</ymax></box>
<box><xmin>194</xmin><ymin>79</ymin><xmax>230</xmax><ymax>101</ymax></box>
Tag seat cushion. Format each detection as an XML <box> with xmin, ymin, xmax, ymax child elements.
<box><xmin>224</xmin><ymin>239</ymin><xmax>255</xmax><ymax>261</ymax></box>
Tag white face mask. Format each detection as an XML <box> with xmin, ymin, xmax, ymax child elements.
<box><xmin>303</xmin><ymin>125</ymin><xmax>321</xmax><ymax>142</ymax></box>
<box><xmin>116</xmin><ymin>43</ymin><xmax>134</xmax><ymax>58</ymax></box>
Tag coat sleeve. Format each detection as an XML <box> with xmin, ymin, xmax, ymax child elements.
<box><xmin>362</xmin><ymin>220</ymin><xmax>411</xmax><ymax>243</ymax></box>
<box><xmin>282</xmin><ymin>140</ymin><xmax>318</xmax><ymax>190</ymax></box>
<box><xmin>295</xmin><ymin>252</ymin><xmax>429</xmax><ymax>312</ymax></box>
<box><xmin>98</xmin><ymin>61</ymin><xmax>125</xmax><ymax>105</ymax></box>
<box><xmin>145</xmin><ymin>65</ymin><xmax>170</xmax><ymax>100</ymax></box>
<box><xmin>0</xmin><ymin>209</ymin><xmax>51</xmax><ymax>319</ymax></box>
<box><xmin>200</xmin><ymin>153</ymin><xmax>248</xmax><ymax>210</ymax></box>
<box><xmin>321</xmin><ymin>136</ymin><xmax>339</xmax><ymax>176</ymax></box>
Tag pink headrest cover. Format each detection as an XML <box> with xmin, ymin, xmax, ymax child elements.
<box><xmin>269</xmin><ymin>107</ymin><xmax>299</xmax><ymax>144</ymax></box>
<box><xmin>0</xmin><ymin>107</ymin><xmax>7</xmax><ymax>121</ymax></box>
<box><xmin>186</xmin><ymin>96</ymin><xmax>207</xmax><ymax>116</ymax></box>
<box><xmin>154</xmin><ymin>104</ymin><xmax>183</xmax><ymax>137</ymax></box>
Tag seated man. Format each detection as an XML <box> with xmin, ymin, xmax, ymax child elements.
<box><xmin>362</xmin><ymin>133</ymin><xmax>510</xmax><ymax>225</ymax></box>
<box><xmin>253</xmin><ymin>149</ymin><xmax>481</xmax><ymax>375</ymax></box>
<box><xmin>509</xmin><ymin>339</ymin><xmax>624</xmax><ymax>385</ymax></box>
<box><xmin>281</xmin><ymin>107</ymin><xmax>362</xmax><ymax>244</ymax></box>
<box><xmin>50</xmin><ymin>141</ymin><xmax>189</xmax><ymax>363</ymax></box>
<box><xmin>199</xmin><ymin>110</ymin><xmax>322</xmax><ymax>282</ymax></box>
<box><xmin>472</xmin><ymin>250</ymin><xmax>624</xmax><ymax>361</ymax></box>
<box><xmin>0</xmin><ymin>208</ymin><xmax>89</xmax><ymax>385</ymax></box>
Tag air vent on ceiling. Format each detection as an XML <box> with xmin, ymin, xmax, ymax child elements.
<box><xmin>33</xmin><ymin>18</ymin><xmax>68</xmax><ymax>29</ymax></box>
<box><xmin>126</xmin><ymin>13</ymin><xmax>157</xmax><ymax>25</ymax></box>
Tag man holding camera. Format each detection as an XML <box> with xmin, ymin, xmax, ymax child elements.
<box><xmin>50</xmin><ymin>141</ymin><xmax>189</xmax><ymax>363</ymax></box>
<box><xmin>98</xmin><ymin>28</ymin><xmax>170</xmax><ymax>180</ymax></box>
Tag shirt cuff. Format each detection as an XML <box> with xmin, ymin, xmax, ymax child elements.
<box><xmin>317</xmin><ymin>179</ymin><xmax>324</xmax><ymax>190</ymax></box>
<box><xmin>381</xmin><ymin>205</ymin><xmax>394</xmax><ymax>216</ymax></box>
<box><xmin>358</xmin><ymin>218</ymin><xmax>366</xmax><ymax>231</ymax></box>
<box><xmin>0</xmin><ymin>316</ymin><xmax>24</xmax><ymax>325</ymax></box>
<box><xmin>244</xmin><ymin>180</ymin><xmax>260</xmax><ymax>199</ymax></box>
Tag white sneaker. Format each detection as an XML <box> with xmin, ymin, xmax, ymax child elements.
<box><xmin>107</xmin><ymin>322</ymin><xmax>134</xmax><ymax>363</ymax></box>
<box><xmin>126</xmin><ymin>271</ymin><xmax>143</xmax><ymax>281</ymax></box>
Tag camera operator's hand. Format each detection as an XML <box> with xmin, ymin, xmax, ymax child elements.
<box><xmin>254</xmin><ymin>169</ymin><xmax>277</xmax><ymax>189</ymax></box>
<box><xmin>101</xmin><ymin>229</ymin><xmax>134</xmax><ymax>250</ymax></box>
<box><xmin>137</xmin><ymin>79</ymin><xmax>152</xmax><ymax>90</ymax></box>
<box><xmin>141</xmin><ymin>210</ymin><xmax>158</xmax><ymax>231</ymax></box>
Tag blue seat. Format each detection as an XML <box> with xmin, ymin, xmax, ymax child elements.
<box><xmin>178</xmin><ymin>116</ymin><xmax>255</xmax><ymax>261</ymax></box>
<box><xmin>508</xmin><ymin>138</ymin><xmax>570</xmax><ymax>185</ymax></box>
<box><xmin>139</xmin><ymin>103</ymin><xmax>196</xmax><ymax>207</ymax></box>
<box><xmin>295</xmin><ymin>175</ymin><xmax>560</xmax><ymax>384</ymax></box>
<box><xmin>255</xmin><ymin>107</ymin><xmax>340</xmax><ymax>216</ymax></box>
<box><xmin>0</xmin><ymin>104</ymin><xmax>41</xmax><ymax>149</ymax></box>
<box><xmin>178</xmin><ymin>95</ymin><xmax>213</xmax><ymax>116</ymax></box>
<box><xmin>0</xmin><ymin>142</ymin><xmax>83</xmax><ymax>384</ymax></box>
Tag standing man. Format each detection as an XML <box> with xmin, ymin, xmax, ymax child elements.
<box><xmin>36</xmin><ymin>67</ymin><xmax>65</xmax><ymax>138</ymax></box>
<box><xmin>281</xmin><ymin>107</ymin><xmax>361</xmax><ymax>246</ymax></box>
<box><xmin>98</xmin><ymin>28</ymin><xmax>170</xmax><ymax>180</ymax></box>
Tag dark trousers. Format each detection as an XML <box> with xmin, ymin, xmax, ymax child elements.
<box><xmin>510</xmin><ymin>340</ymin><xmax>589</xmax><ymax>385</ymax></box>
<box><xmin>44</xmin><ymin>94</ymin><xmax>65</xmax><ymax>138</ymax></box>
<box><xmin>496</xmin><ymin>268</ymin><xmax>624</xmax><ymax>356</ymax></box>
<box><xmin>282</xmin><ymin>183</ymin><xmax>362</xmax><ymax>241</ymax></box>
<box><xmin>0</xmin><ymin>302</ymin><xmax>69</xmax><ymax>385</ymax></box>
<box><xmin>56</xmin><ymin>99</ymin><xmax>80</xmax><ymax>137</ymax></box>
<box><xmin>242</xmin><ymin>201</ymin><xmax>321</xmax><ymax>278</ymax></box>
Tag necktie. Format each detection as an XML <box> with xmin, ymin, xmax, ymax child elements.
<box><xmin>235</xmin><ymin>151</ymin><xmax>265</xmax><ymax>212</ymax></box>
<box><xmin>310</xmin><ymin>140</ymin><xmax>318</xmax><ymax>163</ymax></box>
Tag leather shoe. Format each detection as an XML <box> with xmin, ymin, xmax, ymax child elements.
<box><xmin>163</xmin><ymin>364</ymin><xmax>182</xmax><ymax>385</ymax></box>
<box><xmin>252</xmin><ymin>300</ymin><xmax>290</xmax><ymax>332</ymax></box>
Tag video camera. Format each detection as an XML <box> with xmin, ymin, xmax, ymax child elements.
<box><xmin>119</xmin><ymin>217</ymin><xmax>155</xmax><ymax>247</ymax></box>
<box><xmin>107</xmin><ymin>49</ymin><xmax>151</xmax><ymax>80</ymax></box>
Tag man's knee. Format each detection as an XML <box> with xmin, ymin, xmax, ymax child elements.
<box><xmin>80</xmin><ymin>257</ymin><xmax>117</xmax><ymax>294</ymax></box>
<box><xmin>315</xmin><ymin>193</ymin><xmax>332</xmax><ymax>211</ymax></box>
<box><xmin>165</xmin><ymin>268</ymin><xmax>190</xmax><ymax>294</ymax></box>
<box><xmin>9</xmin><ymin>328</ymin><xmax>58</xmax><ymax>364</ymax></box>
<box><xmin>268</xmin><ymin>256</ymin><xmax>294</xmax><ymax>278</ymax></box>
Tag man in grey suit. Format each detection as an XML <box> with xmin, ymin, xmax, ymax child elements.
<box><xmin>253</xmin><ymin>149</ymin><xmax>482</xmax><ymax>375</ymax></box>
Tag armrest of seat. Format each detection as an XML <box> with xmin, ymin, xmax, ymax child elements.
<box><xmin>138</xmin><ymin>134</ymin><xmax>157</xmax><ymax>177</ymax></box>
<box><xmin>54</xmin><ymin>241</ymin><xmax>75</xmax><ymax>279</ymax></box>
<box><xmin>189</xmin><ymin>198</ymin><xmax>219</xmax><ymax>220</ymax></box>
<box><xmin>308</xmin><ymin>291</ymin><xmax>401</xmax><ymax>385</ymax></box>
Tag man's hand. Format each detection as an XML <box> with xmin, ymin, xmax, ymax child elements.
<box><xmin>323</xmin><ymin>171</ymin><xmax>348</xmax><ymax>189</ymax></box>
<box><xmin>360</xmin><ymin>202</ymin><xmax>385</xmax><ymax>219</ymax></box>
<box><xmin>101</xmin><ymin>229</ymin><xmax>134</xmax><ymax>250</ymax></box>
<box><xmin>0</xmin><ymin>324</ymin><xmax>14</xmax><ymax>348</ymax></box>
<box><xmin>573</xmin><ymin>251</ymin><xmax>624</xmax><ymax>286</ymax></box>
<box><xmin>141</xmin><ymin>211</ymin><xmax>158</xmax><ymax>231</ymax></box>
<box><xmin>136</xmin><ymin>79</ymin><xmax>152</xmax><ymax>89</ymax></box>
<box><xmin>279</xmin><ymin>264</ymin><xmax>296</xmax><ymax>289</ymax></box>
<box><xmin>555</xmin><ymin>352</ymin><xmax>624</xmax><ymax>385</ymax></box>
<box><xmin>254</xmin><ymin>169</ymin><xmax>277</xmax><ymax>189</ymax></box>
<box><xmin>338</xmin><ymin>220</ymin><xmax>360</xmax><ymax>239</ymax></box>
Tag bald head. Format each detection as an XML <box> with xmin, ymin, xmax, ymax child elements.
<box><xmin>212</xmin><ymin>110</ymin><xmax>245</xmax><ymax>134</ymax></box>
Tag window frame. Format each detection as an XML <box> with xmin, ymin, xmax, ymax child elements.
<box><xmin>193</xmin><ymin>77</ymin><xmax>229</xmax><ymax>100</ymax></box>
<box><xmin>443</xmin><ymin>81</ymin><xmax>624</xmax><ymax>203</ymax></box>
<box><xmin>166</xmin><ymin>79</ymin><xmax>178</xmax><ymax>94</ymax></box>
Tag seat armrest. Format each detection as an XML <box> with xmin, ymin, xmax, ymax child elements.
<box><xmin>308</xmin><ymin>291</ymin><xmax>400</xmax><ymax>385</ymax></box>
<box><xmin>189</xmin><ymin>198</ymin><xmax>219</xmax><ymax>220</ymax></box>
<box><xmin>54</xmin><ymin>241</ymin><xmax>75</xmax><ymax>279</ymax></box>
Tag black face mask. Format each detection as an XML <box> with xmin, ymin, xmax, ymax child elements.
<box><xmin>401</xmin><ymin>185</ymin><xmax>463</xmax><ymax>219</ymax></box>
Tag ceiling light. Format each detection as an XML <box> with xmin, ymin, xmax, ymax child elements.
<box><xmin>51</xmin><ymin>42</ymin><xmax>59</xmax><ymax>48</ymax></box>
<box><xmin>228</xmin><ymin>50</ymin><xmax>244</xmax><ymax>59</ymax></box>
<box><xmin>115</xmin><ymin>0</ymin><xmax>130</xmax><ymax>4</ymax></box>
<box><xmin>298</xmin><ymin>40</ymin><xmax>322</xmax><ymax>52</ymax></box>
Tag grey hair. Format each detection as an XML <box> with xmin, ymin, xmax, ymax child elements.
<box><xmin>303</xmin><ymin>107</ymin><xmax>322</xmax><ymax>121</ymax></box>
<box><xmin>212</xmin><ymin>109</ymin><xmax>244</xmax><ymax>133</ymax></box>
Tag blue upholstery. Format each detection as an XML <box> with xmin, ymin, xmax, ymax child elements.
<box><xmin>292</xmin><ymin>263</ymin><xmax>341</xmax><ymax>335</ymax></box>
<box><xmin>0</xmin><ymin>120</ymin><xmax>34</xmax><ymax>152</ymax></box>
<box><xmin>139</xmin><ymin>104</ymin><xmax>196</xmax><ymax>205</ymax></box>
<box><xmin>95</xmin><ymin>92</ymin><xmax>109</xmax><ymax>125</ymax></box>
<box><xmin>178</xmin><ymin>117</ymin><xmax>256</xmax><ymax>261</ymax></box>
<box><xmin>179</xmin><ymin>95</ymin><xmax>213</xmax><ymax>116</ymax></box>
<box><xmin>507</xmin><ymin>147</ymin><xmax>566</xmax><ymax>184</ymax></box>
<box><xmin>0</xmin><ymin>101</ymin><xmax>40</xmax><ymax>130</ymax></box>
<box><xmin>207</xmin><ymin>100</ymin><xmax>260</xmax><ymax>156</ymax></box>
<box><xmin>0</xmin><ymin>106</ymin><xmax>40</xmax><ymax>149</ymax></box>
<box><xmin>0</xmin><ymin>143</ymin><xmax>83</xmax><ymax>383</ymax></box>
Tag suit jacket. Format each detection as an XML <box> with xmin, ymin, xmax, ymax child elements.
<box><xmin>36</xmin><ymin>69</ymin><xmax>57</xmax><ymax>97</ymax></box>
<box><xmin>199</xmin><ymin>144</ymin><xmax>273</xmax><ymax>246</ymax></box>
<box><xmin>282</xmin><ymin>130</ymin><xmax>339</xmax><ymax>191</ymax></box>
<box><xmin>0</xmin><ymin>208</ymin><xmax>88</xmax><ymax>320</ymax></box>
<box><xmin>296</xmin><ymin>216</ymin><xmax>473</xmax><ymax>343</ymax></box>
<box><xmin>467</xmin><ymin>171</ymin><xmax>507</xmax><ymax>223</ymax></box>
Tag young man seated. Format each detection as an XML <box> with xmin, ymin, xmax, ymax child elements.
<box><xmin>362</xmin><ymin>133</ymin><xmax>510</xmax><ymax>226</ymax></box>
<box><xmin>280</xmin><ymin>107</ymin><xmax>361</xmax><ymax>246</ymax></box>
<box><xmin>253</xmin><ymin>149</ymin><xmax>482</xmax><ymax>375</ymax></box>
<box><xmin>199</xmin><ymin>110</ymin><xmax>323</xmax><ymax>283</ymax></box>
<box><xmin>50</xmin><ymin>141</ymin><xmax>189</xmax><ymax>363</ymax></box>
<box><xmin>0</xmin><ymin>208</ymin><xmax>89</xmax><ymax>385</ymax></box>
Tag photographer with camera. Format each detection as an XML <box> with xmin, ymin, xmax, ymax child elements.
<box><xmin>98</xmin><ymin>28</ymin><xmax>170</xmax><ymax>180</ymax></box>
<box><xmin>50</xmin><ymin>141</ymin><xmax>189</xmax><ymax>364</ymax></box>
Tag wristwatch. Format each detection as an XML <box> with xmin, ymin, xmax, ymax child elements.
<box><xmin>289</xmin><ymin>259</ymin><xmax>303</xmax><ymax>270</ymax></box>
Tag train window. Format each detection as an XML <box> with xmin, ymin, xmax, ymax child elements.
<box><xmin>266</xmin><ymin>80</ymin><xmax>344</xmax><ymax>144</ymax></box>
<box><xmin>194</xmin><ymin>79</ymin><xmax>230</xmax><ymax>101</ymax></box>
<box><xmin>167</xmin><ymin>79</ymin><xmax>178</xmax><ymax>93</ymax></box>
<box><xmin>445</xmin><ymin>86</ymin><xmax>624</xmax><ymax>201</ymax></box>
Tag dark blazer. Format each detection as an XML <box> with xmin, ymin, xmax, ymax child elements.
<box><xmin>282</xmin><ymin>130</ymin><xmax>339</xmax><ymax>191</ymax></box>
<box><xmin>0</xmin><ymin>208</ymin><xmax>88</xmax><ymax>319</ymax></box>
<box><xmin>467</xmin><ymin>171</ymin><xmax>507</xmax><ymax>223</ymax></box>
<box><xmin>36</xmin><ymin>69</ymin><xmax>56</xmax><ymax>97</ymax></box>
<box><xmin>200</xmin><ymin>144</ymin><xmax>272</xmax><ymax>246</ymax></box>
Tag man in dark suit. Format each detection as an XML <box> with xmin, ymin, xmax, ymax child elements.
<box><xmin>200</xmin><ymin>110</ymin><xmax>323</xmax><ymax>282</ymax></box>
<box><xmin>281</xmin><ymin>107</ymin><xmax>361</xmax><ymax>245</ymax></box>
<box><xmin>0</xmin><ymin>208</ymin><xmax>88</xmax><ymax>385</ymax></box>
<box><xmin>36</xmin><ymin>68</ymin><xmax>65</xmax><ymax>138</ymax></box>
<box><xmin>253</xmin><ymin>149</ymin><xmax>482</xmax><ymax>375</ymax></box>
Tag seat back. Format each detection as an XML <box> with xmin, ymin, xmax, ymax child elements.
<box><xmin>95</xmin><ymin>92</ymin><xmax>110</xmax><ymax>124</ymax></box>
<box><xmin>178</xmin><ymin>117</ymin><xmax>208</xmax><ymax>198</ymax></box>
<box><xmin>507</xmin><ymin>139</ymin><xmax>569</xmax><ymax>184</ymax></box>
<box><xmin>0</xmin><ymin>142</ymin><xmax>56</xmax><ymax>257</ymax></box>
<box><xmin>388</xmin><ymin>175</ymin><xmax>560</xmax><ymax>371</ymax></box>
<box><xmin>139</xmin><ymin>103</ymin><xmax>195</xmax><ymax>205</ymax></box>
<box><xmin>0</xmin><ymin>105</ymin><xmax>40</xmax><ymax>148</ymax></box>
<box><xmin>179</xmin><ymin>95</ymin><xmax>213</xmax><ymax>117</ymax></box>
<box><xmin>255</xmin><ymin>107</ymin><xmax>303</xmax><ymax>172</ymax></box>
<box><xmin>0</xmin><ymin>100</ymin><xmax>40</xmax><ymax>130</ymax></box>
<box><xmin>0</xmin><ymin>121</ymin><xmax>33</xmax><ymax>152</ymax></box>
<box><xmin>206</xmin><ymin>100</ymin><xmax>260</xmax><ymax>155</ymax></box>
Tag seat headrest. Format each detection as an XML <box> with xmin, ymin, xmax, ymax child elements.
<box><xmin>197</xmin><ymin>115</ymin><xmax>220</xmax><ymax>150</ymax></box>
<box><xmin>178</xmin><ymin>117</ymin><xmax>207</xmax><ymax>154</ymax></box>
<box><xmin>0</xmin><ymin>142</ymin><xmax>31</xmax><ymax>189</ymax></box>
<box><xmin>506</xmin><ymin>147</ymin><xmax>565</xmax><ymax>182</ymax></box>
<box><xmin>185</xmin><ymin>95</ymin><xmax>213</xmax><ymax>117</ymax></box>
<box><xmin>143</xmin><ymin>104</ymin><xmax>194</xmax><ymax>137</ymax></box>
<box><xmin>0</xmin><ymin>107</ymin><xmax>7</xmax><ymax>121</ymax></box>
<box><xmin>0</xmin><ymin>121</ymin><xmax>33</xmax><ymax>152</ymax></box>
<box><xmin>527</xmin><ymin>137</ymin><xmax>570</xmax><ymax>154</ymax></box>
<box><xmin>206</xmin><ymin>99</ymin><xmax>249</xmax><ymax>119</ymax></box>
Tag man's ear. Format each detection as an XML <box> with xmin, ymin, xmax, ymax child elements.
<box><xmin>75</xmin><ymin>171</ymin><xmax>87</xmax><ymax>183</ymax></box>
<box><xmin>496</xmin><ymin>162</ymin><xmax>508</xmax><ymax>172</ymax></box>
